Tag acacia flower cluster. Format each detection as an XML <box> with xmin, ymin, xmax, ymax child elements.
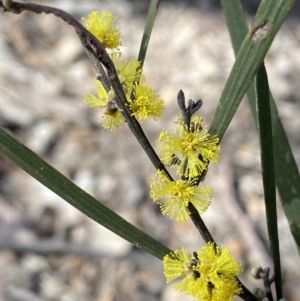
<box><xmin>82</xmin><ymin>11</ymin><xmax>124</xmax><ymax>50</ymax></box>
<box><xmin>81</xmin><ymin>9</ymin><xmax>240</xmax><ymax>301</ymax></box>
<box><xmin>148</xmin><ymin>92</ymin><xmax>240</xmax><ymax>298</ymax></box>
<box><xmin>158</xmin><ymin>116</ymin><xmax>220</xmax><ymax>178</ymax></box>
<box><xmin>84</xmin><ymin>80</ymin><xmax>124</xmax><ymax>130</ymax></box>
<box><xmin>163</xmin><ymin>244</ymin><xmax>243</xmax><ymax>300</ymax></box>
<box><xmin>150</xmin><ymin>114</ymin><xmax>220</xmax><ymax>221</ymax></box>
<box><xmin>150</xmin><ymin>170</ymin><xmax>213</xmax><ymax>221</ymax></box>
<box><xmin>83</xmin><ymin>11</ymin><xmax>164</xmax><ymax>130</ymax></box>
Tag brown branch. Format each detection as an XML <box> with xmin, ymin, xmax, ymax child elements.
<box><xmin>0</xmin><ymin>1</ymin><xmax>206</xmax><ymax>253</ymax></box>
<box><xmin>0</xmin><ymin>0</ymin><xmax>171</xmax><ymax>178</ymax></box>
<box><xmin>1</xmin><ymin>0</ymin><xmax>113</xmax><ymax>72</ymax></box>
<box><xmin>0</xmin><ymin>4</ymin><xmax>263</xmax><ymax>300</ymax></box>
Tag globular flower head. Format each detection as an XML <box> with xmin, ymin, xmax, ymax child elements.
<box><xmin>101</xmin><ymin>109</ymin><xmax>124</xmax><ymax>131</ymax></box>
<box><xmin>128</xmin><ymin>84</ymin><xmax>164</xmax><ymax>121</ymax></box>
<box><xmin>84</xmin><ymin>80</ymin><xmax>112</xmax><ymax>108</ymax></box>
<box><xmin>82</xmin><ymin>11</ymin><xmax>124</xmax><ymax>49</ymax></box>
<box><xmin>197</xmin><ymin>243</ymin><xmax>243</xmax><ymax>300</ymax></box>
<box><xmin>150</xmin><ymin>170</ymin><xmax>212</xmax><ymax>221</ymax></box>
<box><xmin>163</xmin><ymin>244</ymin><xmax>243</xmax><ymax>301</ymax></box>
<box><xmin>110</xmin><ymin>54</ymin><xmax>163</xmax><ymax>120</ymax></box>
<box><xmin>198</xmin><ymin>243</ymin><xmax>243</xmax><ymax>283</ymax></box>
<box><xmin>110</xmin><ymin>52</ymin><xmax>142</xmax><ymax>89</ymax></box>
<box><xmin>158</xmin><ymin>116</ymin><xmax>220</xmax><ymax>178</ymax></box>
<box><xmin>163</xmin><ymin>248</ymin><xmax>202</xmax><ymax>298</ymax></box>
<box><xmin>84</xmin><ymin>80</ymin><xmax>123</xmax><ymax>130</ymax></box>
<box><xmin>163</xmin><ymin>248</ymin><xmax>198</xmax><ymax>282</ymax></box>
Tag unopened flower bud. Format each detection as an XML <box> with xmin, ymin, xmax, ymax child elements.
<box><xmin>251</xmin><ymin>265</ymin><xmax>264</xmax><ymax>279</ymax></box>
<box><xmin>253</xmin><ymin>287</ymin><xmax>266</xmax><ymax>300</ymax></box>
<box><xmin>3</xmin><ymin>0</ymin><xmax>12</xmax><ymax>10</ymax></box>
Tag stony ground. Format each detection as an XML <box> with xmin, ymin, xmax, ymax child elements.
<box><xmin>1</xmin><ymin>1</ymin><xmax>300</xmax><ymax>300</ymax></box>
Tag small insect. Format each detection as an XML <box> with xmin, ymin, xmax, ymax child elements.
<box><xmin>104</xmin><ymin>101</ymin><xmax>119</xmax><ymax>115</ymax></box>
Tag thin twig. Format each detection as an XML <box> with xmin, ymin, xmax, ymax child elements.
<box><xmin>1</xmin><ymin>3</ymin><xmax>261</xmax><ymax>300</ymax></box>
<box><xmin>187</xmin><ymin>202</ymin><xmax>215</xmax><ymax>243</ymax></box>
<box><xmin>0</xmin><ymin>0</ymin><xmax>171</xmax><ymax>178</ymax></box>
<box><xmin>1</xmin><ymin>1</ymin><xmax>211</xmax><ymax>247</ymax></box>
<box><xmin>79</xmin><ymin>38</ymin><xmax>111</xmax><ymax>92</ymax></box>
<box><xmin>239</xmin><ymin>282</ymin><xmax>261</xmax><ymax>301</ymax></box>
<box><xmin>263</xmin><ymin>268</ymin><xmax>274</xmax><ymax>301</ymax></box>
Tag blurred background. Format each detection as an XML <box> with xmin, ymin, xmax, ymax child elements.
<box><xmin>1</xmin><ymin>1</ymin><xmax>300</xmax><ymax>300</ymax></box>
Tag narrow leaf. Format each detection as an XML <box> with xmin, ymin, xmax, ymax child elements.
<box><xmin>0</xmin><ymin>126</ymin><xmax>172</xmax><ymax>260</ymax></box>
<box><xmin>138</xmin><ymin>0</ymin><xmax>160</xmax><ymax>69</ymax></box>
<box><xmin>221</xmin><ymin>0</ymin><xmax>300</xmax><ymax>251</ymax></box>
<box><xmin>210</xmin><ymin>0</ymin><xmax>296</xmax><ymax>139</ymax></box>
<box><xmin>255</xmin><ymin>65</ymin><xmax>282</xmax><ymax>299</ymax></box>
